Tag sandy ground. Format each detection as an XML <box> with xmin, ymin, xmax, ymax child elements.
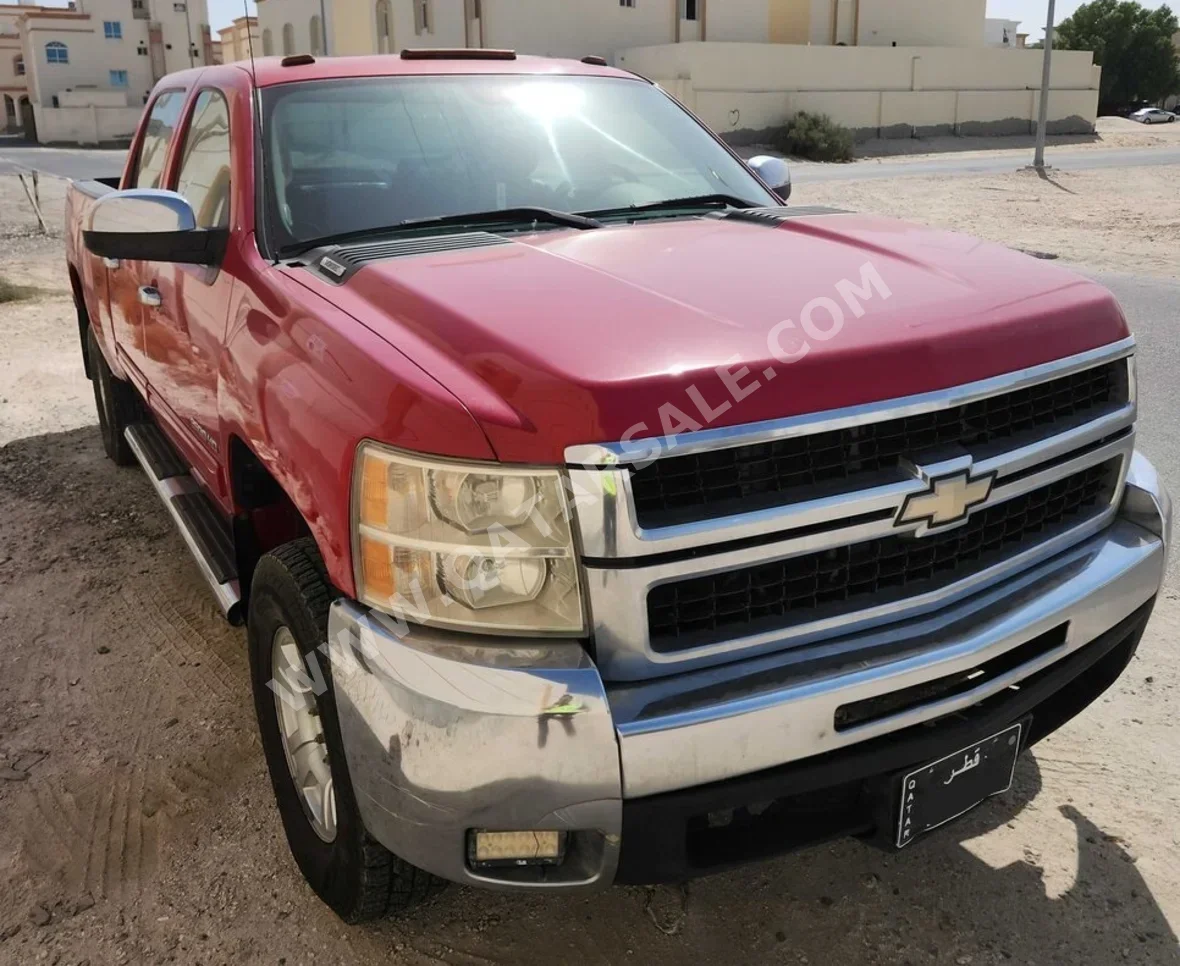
<box><xmin>2</xmin><ymin>170</ymin><xmax>1180</xmax><ymax>966</ymax></box>
<box><xmin>797</xmin><ymin>164</ymin><xmax>1180</xmax><ymax>279</ymax></box>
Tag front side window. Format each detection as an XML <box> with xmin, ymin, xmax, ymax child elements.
<box><xmin>131</xmin><ymin>90</ymin><xmax>185</xmax><ymax>189</ymax></box>
<box><xmin>45</xmin><ymin>41</ymin><xmax>68</xmax><ymax>64</ymax></box>
<box><xmin>110</xmin><ymin>69</ymin><xmax>129</xmax><ymax>87</ymax></box>
<box><xmin>104</xmin><ymin>20</ymin><xmax>123</xmax><ymax>39</ymax></box>
<box><xmin>262</xmin><ymin>75</ymin><xmax>776</xmax><ymax>253</ymax></box>
<box><xmin>175</xmin><ymin>89</ymin><xmax>232</xmax><ymax>229</ymax></box>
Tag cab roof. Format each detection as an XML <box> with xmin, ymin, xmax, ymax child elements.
<box><xmin>176</xmin><ymin>52</ymin><xmax>638</xmax><ymax>90</ymax></box>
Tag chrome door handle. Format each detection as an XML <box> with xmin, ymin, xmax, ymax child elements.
<box><xmin>138</xmin><ymin>285</ymin><xmax>162</xmax><ymax>308</ymax></box>
<box><xmin>102</xmin><ymin>257</ymin><xmax>120</xmax><ymax>270</ymax></box>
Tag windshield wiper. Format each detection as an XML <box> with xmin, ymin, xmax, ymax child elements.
<box><xmin>581</xmin><ymin>193</ymin><xmax>762</xmax><ymax>219</ymax></box>
<box><xmin>284</xmin><ymin>206</ymin><xmax>602</xmax><ymax>258</ymax></box>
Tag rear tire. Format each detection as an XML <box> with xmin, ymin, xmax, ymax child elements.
<box><xmin>87</xmin><ymin>326</ymin><xmax>138</xmax><ymax>466</ymax></box>
<box><xmin>248</xmin><ymin>538</ymin><xmax>447</xmax><ymax>921</ymax></box>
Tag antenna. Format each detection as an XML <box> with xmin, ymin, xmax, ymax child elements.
<box><xmin>243</xmin><ymin>0</ymin><xmax>258</xmax><ymax>81</ymax></box>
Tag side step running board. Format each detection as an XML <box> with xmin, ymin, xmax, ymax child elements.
<box><xmin>124</xmin><ymin>423</ymin><xmax>243</xmax><ymax>625</ymax></box>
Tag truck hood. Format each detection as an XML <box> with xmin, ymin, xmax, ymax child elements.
<box><xmin>291</xmin><ymin>211</ymin><xmax>1129</xmax><ymax>464</ymax></box>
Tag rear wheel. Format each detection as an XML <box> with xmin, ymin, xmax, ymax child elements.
<box><xmin>87</xmin><ymin>326</ymin><xmax>138</xmax><ymax>466</ymax></box>
<box><xmin>248</xmin><ymin>538</ymin><xmax>446</xmax><ymax>921</ymax></box>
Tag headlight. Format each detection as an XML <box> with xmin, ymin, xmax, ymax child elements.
<box><xmin>352</xmin><ymin>442</ymin><xmax>586</xmax><ymax>635</ymax></box>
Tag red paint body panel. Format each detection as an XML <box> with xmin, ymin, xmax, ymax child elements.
<box><xmin>65</xmin><ymin>55</ymin><xmax>1132</xmax><ymax>600</ymax></box>
<box><xmin>307</xmin><ymin>215</ymin><xmax>1128</xmax><ymax>464</ymax></box>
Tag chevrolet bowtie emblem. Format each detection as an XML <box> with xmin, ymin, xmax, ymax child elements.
<box><xmin>895</xmin><ymin>466</ymin><xmax>996</xmax><ymax>536</ymax></box>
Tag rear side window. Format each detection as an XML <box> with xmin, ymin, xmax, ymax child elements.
<box><xmin>131</xmin><ymin>90</ymin><xmax>185</xmax><ymax>189</ymax></box>
<box><xmin>175</xmin><ymin>90</ymin><xmax>232</xmax><ymax>229</ymax></box>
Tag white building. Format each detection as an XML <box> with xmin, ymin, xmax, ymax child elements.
<box><xmin>1</xmin><ymin>0</ymin><xmax>211</xmax><ymax>141</ymax></box>
<box><xmin>985</xmin><ymin>17</ymin><xmax>1022</xmax><ymax>47</ymax></box>
<box><xmin>218</xmin><ymin>12</ymin><xmax>259</xmax><ymax>62</ymax></box>
<box><xmin>257</xmin><ymin>0</ymin><xmax>998</xmax><ymax>60</ymax></box>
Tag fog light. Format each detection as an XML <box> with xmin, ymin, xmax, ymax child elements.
<box><xmin>469</xmin><ymin>830</ymin><xmax>566</xmax><ymax>867</ymax></box>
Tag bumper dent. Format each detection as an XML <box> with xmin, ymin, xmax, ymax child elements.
<box><xmin>328</xmin><ymin>603</ymin><xmax>622</xmax><ymax>891</ymax></box>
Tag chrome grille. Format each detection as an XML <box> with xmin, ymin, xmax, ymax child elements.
<box><xmin>647</xmin><ymin>458</ymin><xmax>1119</xmax><ymax>650</ymax></box>
<box><xmin>568</xmin><ymin>340</ymin><xmax>1137</xmax><ymax>681</ymax></box>
<box><xmin>630</xmin><ymin>361</ymin><xmax>1125</xmax><ymax>527</ymax></box>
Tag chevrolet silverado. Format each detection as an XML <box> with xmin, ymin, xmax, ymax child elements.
<box><xmin>64</xmin><ymin>50</ymin><xmax>1171</xmax><ymax>920</ymax></box>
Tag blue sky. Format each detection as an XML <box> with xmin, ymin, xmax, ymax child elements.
<box><xmin>984</xmin><ymin>0</ymin><xmax>1168</xmax><ymax>39</ymax></box>
<box><xmin>210</xmin><ymin>0</ymin><xmax>256</xmax><ymax>32</ymax></box>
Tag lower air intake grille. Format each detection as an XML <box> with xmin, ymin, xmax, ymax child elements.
<box><xmin>647</xmin><ymin>459</ymin><xmax>1120</xmax><ymax>651</ymax></box>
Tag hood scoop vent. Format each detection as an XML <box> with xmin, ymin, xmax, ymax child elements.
<box><xmin>308</xmin><ymin>231</ymin><xmax>512</xmax><ymax>282</ymax></box>
<box><xmin>722</xmin><ymin>205</ymin><xmax>850</xmax><ymax>227</ymax></box>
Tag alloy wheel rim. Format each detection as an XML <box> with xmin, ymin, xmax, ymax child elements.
<box><xmin>272</xmin><ymin>626</ymin><xmax>337</xmax><ymax>842</ymax></box>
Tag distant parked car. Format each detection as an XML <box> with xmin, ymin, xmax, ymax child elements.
<box><xmin>1130</xmin><ymin>108</ymin><xmax>1176</xmax><ymax>124</ymax></box>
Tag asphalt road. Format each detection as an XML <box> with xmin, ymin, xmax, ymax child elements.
<box><xmin>793</xmin><ymin>145</ymin><xmax>1180</xmax><ymax>183</ymax></box>
<box><xmin>0</xmin><ymin>137</ymin><xmax>126</xmax><ymax>180</ymax></box>
<box><xmin>1089</xmin><ymin>269</ymin><xmax>1180</xmax><ymax>582</ymax></box>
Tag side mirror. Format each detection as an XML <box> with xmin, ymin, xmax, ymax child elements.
<box><xmin>747</xmin><ymin>155</ymin><xmax>792</xmax><ymax>202</ymax></box>
<box><xmin>83</xmin><ymin>189</ymin><xmax>227</xmax><ymax>265</ymax></box>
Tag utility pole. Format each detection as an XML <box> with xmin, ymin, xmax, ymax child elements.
<box><xmin>1033</xmin><ymin>0</ymin><xmax>1056</xmax><ymax>170</ymax></box>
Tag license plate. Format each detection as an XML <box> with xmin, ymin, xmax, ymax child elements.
<box><xmin>896</xmin><ymin>723</ymin><xmax>1022</xmax><ymax>848</ymax></box>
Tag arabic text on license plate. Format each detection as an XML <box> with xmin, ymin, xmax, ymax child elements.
<box><xmin>896</xmin><ymin>723</ymin><xmax>1023</xmax><ymax>849</ymax></box>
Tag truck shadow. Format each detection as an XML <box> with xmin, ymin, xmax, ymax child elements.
<box><xmin>384</xmin><ymin>752</ymin><xmax>1179</xmax><ymax>964</ymax></box>
<box><xmin>367</xmin><ymin>695</ymin><xmax>1179</xmax><ymax>963</ymax></box>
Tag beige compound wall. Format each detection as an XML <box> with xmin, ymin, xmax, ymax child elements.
<box><xmin>616</xmin><ymin>41</ymin><xmax>1100</xmax><ymax>139</ymax></box>
<box><xmin>32</xmin><ymin>103</ymin><xmax>141</xmax><ymax>142</ymax></box>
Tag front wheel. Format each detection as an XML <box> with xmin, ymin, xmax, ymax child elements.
<box><xmin>248</xmin><ymin>538</ymin><xmax>446</xmax><ymax>921</ymax></box>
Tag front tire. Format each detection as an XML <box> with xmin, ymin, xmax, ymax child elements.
<box><xmin>248</xmin><ymin>538</ymin><xmax>446</xmax><ymax>921</ymax></box>
<box><xmin>87</xmin><ymin>326</ymin><xmax>139</xmax><ymax>466</ymax></box>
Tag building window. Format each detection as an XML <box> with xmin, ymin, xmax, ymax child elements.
<box><xmin>104</xmin><ymin>20</ymin><xmax>123</xmax><ymax>39</ymax></box>
<box><xmin>620</xmin><ymin>0</ymin><xmax>635</xmax><ymax>7</ymax></box>
<box><xmin>110</xmin><ymin>69</ymin><xmax>129</xmax><ymax>86</ymax></box>
<box><xmin>309</xmin><ymin>14</ymin><xmax>323</xmax><ymax>55</ymax></box>
<box><xmin>281</xmin><ymin>22</ymin><xmax>294</xmax><ymax>55</ymax></box>
<box><xmin>375</xmin><ymin>0</ymin><xmax>392</xmax><ymax>53</ymax></box>
<box><xmin>680</xmin><ymin>0</ymin><xmax>697</xmax><ymax>19</ymax></box>
<box><xmin>413</xmin><ymin>0</ymin><xmax>432</xmax><ymax>34</ymax></box>
<box><xmin>13</xmin><ymin>54</ymin><xmax>24</xmax><ymax>76</ymax></box>
<box><xmin>262</xmin><ymin>28</ymin><xmax>273</xmax><ymax>56</ymax></box>
<box><xmin>45</xmin><ymin>41</ymin><xmax>69</xmax><ymax>64</ymax></box>
<box><xmin>131</xmin><ymin>0</ymin><xmax>148</xmax><ymax>19</ymax></box>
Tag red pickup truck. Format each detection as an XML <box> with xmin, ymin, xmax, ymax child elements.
<box><xmin>65</xmin><ymin>51</ymin><xmax>1170</xmax><ymax>921</ymax></box>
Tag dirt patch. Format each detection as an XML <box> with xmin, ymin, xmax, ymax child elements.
<box><xmin>1</xmin><ymin>173</ymin><xmax>1179</xmax><ymax>966</ymax></box>
<box><xmin>795</xmin><ymin>164</ymin><xmax>1180</xmax><ymax>279</ymax></box>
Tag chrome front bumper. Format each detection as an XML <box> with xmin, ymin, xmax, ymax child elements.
<box><xmin>327</xmin><ymin>452</ymin><xmax>1170</xmax><ymax>892</ymax></box>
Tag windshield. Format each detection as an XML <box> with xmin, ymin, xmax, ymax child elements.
<box><xmin>261</xmin><ymin>74</ymin><xmax>777</xmax><ymax>253</ymax></box>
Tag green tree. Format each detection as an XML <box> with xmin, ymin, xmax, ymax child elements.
<box><xmin>1055</xmin><ymin>0</ymin><xmax>1180</xmax><ymax>109</ymax></box>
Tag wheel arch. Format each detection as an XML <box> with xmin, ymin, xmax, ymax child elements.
<box><xmin>227</xmin><ymin>434</ymin><xmax>326</xmax><ymax>606</ymax></box>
